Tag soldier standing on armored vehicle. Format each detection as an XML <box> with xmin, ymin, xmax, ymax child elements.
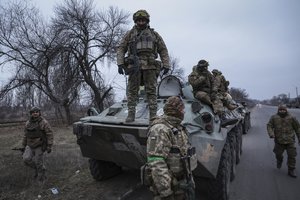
<box><xmin>211</xmin><ymin>69</ymin><xmax>237</xmax><ymax>110</ymax></box>
<box><xmin>267</xmin><ymin>104</ymin><xmax>300</xmax><ymax>178</ymax></box>
<box><xmin>188</xmin><ymin>60</ymin><xmax>223</xmax><ymax>116</ymax></box>
<box><xmin>117</xmin><ymin>9</ymin><xmax>170</xmax><ymax>122</ymax></box>
<box><xmin>20</xmin><ymin>107</ymin><xmax>53</xmax><ymax>181</ymax></box>
<box><xmin>145</xmin><ymin>96</ymin><xmax>197</xmax><ymax>200</ymax></box>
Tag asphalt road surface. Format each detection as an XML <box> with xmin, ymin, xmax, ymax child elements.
<box><xmin>229</xmin><ymin>105</ymin><xmax>300</xmax><ymax>200</ymax></box>
<box><xmin>121</xmin><ymin>105</ymin><xmax>300</xmax><ymax>200</ymax></box>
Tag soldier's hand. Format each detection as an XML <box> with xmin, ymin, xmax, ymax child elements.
<box><xmin>162</xmin><ymin>66</ymin><xmax>169</xmax><ymax>75</ymax></box>
<box><xmin>118</xmin><ymin>65</ymin><xmax>124</xmax><ymax>75</ymax></box>
<box><xmin>47</xmin><ymin>147</ymin><xmax>52</xmax><ymax>153</ymax></box>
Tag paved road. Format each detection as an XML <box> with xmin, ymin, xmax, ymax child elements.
<box><xmin>229</xmin><ymin>105</ymin><xmax>300</xmax><ymax>200</ymax></box>
<box><xmin>120</xmin><ymin>105</ymin><xmax>300</xmax><ymax>200</ymax></box>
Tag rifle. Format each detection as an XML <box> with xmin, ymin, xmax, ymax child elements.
<box><xmin>41</xmin><ymin>130</ymin><xmax>48</xmax><ymax>152</ymax></box>
<box><xmin>180</xmin><ymin>147</ymin><xmax>196</xmax><ymax>200</ymax></box>
<box><xmin>11</xmin><ymin>147</ymin><xmax>25</xmax><ymax>152</ymax></box>
<box><xmin>125</xmin><ymin>38</ymin><xmax>140</xmax><ymax>75</ymax></box>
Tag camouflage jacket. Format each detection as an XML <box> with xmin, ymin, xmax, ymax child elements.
<box><xmin>188</xmin><ymin>68</ymin><xmax>216</xmax><ymax>94</ymax></box>
<box><xmin>22</xmin><ymin>116</ymin><xmax>54</xmax><ymax>149</ymax></box>
<box><xmin>146</xmin><ymin>115</ymin><xmax>190</xmax><ymax>197</ymax></box>
<box><xmin>117</xmin><ymin>25</ymin><xmax>170</xmax><ymax>70</ymax></box>
<box><xmin>213</xmin><ymin>73</ymin><xmax>228</xmax><ymax>93</ymax></box>
<box><xmin>267</xmin><ymin>113</ymin><xmax>300</xmax><ymax>144</ymax></box>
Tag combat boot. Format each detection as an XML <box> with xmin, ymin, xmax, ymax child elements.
<box><xmin>276</xmin><ymin>161</ymin><xmax>282</xmax><ymax>169</ymax></box>
<box><xmin>288</xmin><ymin>169</ymin><xmax>297</xmax><ymax>178</ymax></box>
<box><xmin>125</xmin><ymin>110</ymin><xmax>135</xmax><ymax>122</ymax></box>
<box><xmin>227</xmin><ymin>104</ymin><xmax>237</xmax><ymax>110</ymax></box>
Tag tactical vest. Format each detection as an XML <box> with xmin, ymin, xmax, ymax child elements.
<box><xmin>129</xmin><ymin>28</ymin><xmax>157</xmax><ymax>57</ymax></box>
<box><xmin>149</xmin><ymin>118</ymin><xmax>197</xmax><ymax>175</ymax></box>
<box><xmin>25</xmin><ymin>121</ymin><xmax>43</xmax><ymax>139</ymax></box>
<box><xmin>271</xmin><ymin>114</ymin><xmax>297</xmax><ymax>144</ymax></box>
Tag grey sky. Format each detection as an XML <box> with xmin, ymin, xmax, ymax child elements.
<box><xmin>1</xmin><ymin>0</ymin><xmax>300</xmax><ymax>100</ymax></box>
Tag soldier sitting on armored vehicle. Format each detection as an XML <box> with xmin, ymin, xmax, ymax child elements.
<box><xmin>212</xmin><ymin>69</ymin><xmax>237</xmax><ymax>111</ymax></box>
<box><xmin>188</xmin><ymin>59</ymin><xmax>223</xmax><ymax>116</ymax></box>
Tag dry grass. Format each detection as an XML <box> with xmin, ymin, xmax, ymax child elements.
<box><xmin>0</xmin><ymin>125</ymin><xmax>88</xmax><ymax>200</ymax></box>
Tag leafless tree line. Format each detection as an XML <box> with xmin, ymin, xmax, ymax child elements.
<box><xmin>0</xmin><ymin>0</ymin><xmax>130</xmax><ymax>124</ymax></box>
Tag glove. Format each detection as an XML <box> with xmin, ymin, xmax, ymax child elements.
<box><xmin>47</xmin><ymin>147</ymin><xmax>52</xmax><ymax>153</ymax></box>
<box><xmin>161</xmin><ymin>66</ymin><xmax>169</xmax><ymax>75</ymax></box>
<box><xmin>118</xmin><ymin>65</ymin><xmax>124</xmax><ymax>75</ymax></box>
<box><xmin>20</xmin><ymin>147</ymin><xmax>25</xmax><ymax>153</ymax></box>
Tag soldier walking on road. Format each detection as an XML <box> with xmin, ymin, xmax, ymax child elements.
<box><xmin>267</xmin><ymin>104</ymin><xmax>300</xmax><ymax>178</ymax></box>
<box><xmin>117</xmin><ymin>9</ymin><xmax>170</xmax><ymax>122</ymax></box>
<box><xmin>21</xmin><ymin>107</ymin><xmax>53</xmax><ymax>181</ymax></box>
<box><xmin>145</xmin><ymin>96</ymin><xmax>197</xmax><ymax>199</ymax></box>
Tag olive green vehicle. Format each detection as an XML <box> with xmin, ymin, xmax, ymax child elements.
<box><xmin>73</xmin><ymin>75</ymin><xmax>250</xmax><ymax>200</ymax></box>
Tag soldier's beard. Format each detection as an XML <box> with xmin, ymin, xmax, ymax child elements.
<box><xmin>278</xmin><ymin>112</ymin><xmax>287</xmax><ymax>118</ymax></box>
<box><xmin>137</xmin><ymin>24</ymin><xmax>147</xmax><ymax>30</ymax></box>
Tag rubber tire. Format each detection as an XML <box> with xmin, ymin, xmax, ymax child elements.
<box><xmin>235</xmin><ymin>124</ymin><xmax>242</xmax><ymax>164</ymax></box>
<box><xmin>229</xmin><ymin>131</ymin><xmax>236</xmax><ymax>182</ymax></box>
<box><xmin>89</xmin><ymin>158</ymin><xmax>122</xmax><ymax>181</ymax></box>
<box><xmin>208</xmin><ymin>141</ymin><xmax>231</xmax><ymax>200</ymax></box>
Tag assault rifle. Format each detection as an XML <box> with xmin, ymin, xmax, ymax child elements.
<box><xmin>180</xmin><ymin>147</ymin><xmax>196</xmax><ymax>200</ymax></box>
<box><xmin>41</xmin><ymin>130</ymin><xmax>48</xmax><ymax>152</ymax></box>
<box><xmin>11</xmin><ymin>147</ymin><xmax>25</xmax><ymax>152</ymax></box>
<box><xmin>126</xmin><ymin>39</ymin><xmax>140</xmax><ymax>75</ymax></box>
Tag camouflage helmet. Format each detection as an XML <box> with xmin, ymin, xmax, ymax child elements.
<box><xmin>133</xmin><ymin>10</ymin><xmax>150</xmax><ymax>23</ymax></box>
<box><xmin>163</xmin><ymin>96</ymin><xmax>184</xmax><ymax>120</ymax></box>
<box><xmin>197</xmin><ymin>59</ymin><xmax>209</xmax><ymax>68</ymax></box>
<box><xmin>212</xmin><ymin>69</ymin><xmax>219</xmax><ymax>75</ymax></box>
<box><xmin>29</xmin><ymin>106</ymin><xmax>41</xmax><ymax>114</ymax></box>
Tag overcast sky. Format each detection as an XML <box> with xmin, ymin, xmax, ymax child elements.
<box><xmin>1</xmin><ymin>0</ymin><xmax>300</xmax><ymax>100</ymax></box>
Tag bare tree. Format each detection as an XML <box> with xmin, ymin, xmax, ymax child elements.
<box><xmin>52</xmin><ymin>0</ymin><xmax>130</xmax><ymax>111</ymax></box>
<box><xmin>158</xmin><ymin>55</ymin><xmax>185</xmax><ymax>82</ymax></box>
<box><xmin>0</xmin><ymin>1</ymin><xmax>82</xmax><ymax>124</ymax></box>
<box><xmin>229</xmin><ymin>87</ymin><xmax>249</xmax><ymax>102</ymax></box>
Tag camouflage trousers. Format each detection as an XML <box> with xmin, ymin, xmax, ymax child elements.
<box><xmin>150</xmin><ymin>178</ymin><xmax>186</xmax><ymax>200</ymax></box>
<box><xmin>273</xmin><ymin>142</ymin><xmax>297</xmax><ymax>170</ymax></box>
<box><xmin>127</xmin><ymin>69</ymin><xmax>157</xmax><ymax>114</ymax></box>
<box><xmin>194</xmin><ymin>91</ymin><xmax>223</xmax><ymax>115</ymax></box>
<box><xmin>23</xmin><ymin>146</ymin><xmax>46</xmax><ymax>179</ymax></box>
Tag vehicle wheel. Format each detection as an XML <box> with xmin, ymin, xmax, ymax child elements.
<box><xmin>89</xmin><ymin>158</ymin><xmax>122</xmax><ymax>181</ymax></box>
<box><xmin>229</xmin><ymin>131</ymin><xmax>236</xmax><ymax>182</ymax></box>
<box><xmin>235</xmin><ymin>124</ymin><xmax>243</xmax><ymax>164</ymax></box>
<box><xmin>208</xmin><ymin>141</ymin><xmax>231</xmax><ymax>200</ymax></box>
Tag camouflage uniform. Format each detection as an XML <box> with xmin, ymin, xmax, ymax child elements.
<box><xmin>212</xmin><ymin>69</ymin><xmax>236</xmax><ymax>110</ymax></box>
<box><xmin>267</xmin><ymin>105</ymin><xmax>300</xmax><ymax>177</ymax></box>
<box><xmin>146</xmin><ymin>96</ymin><xmax>196</xmax><ymax>199</ymax></box>
<box><xmin>188</xmin><ymin>60</ymin><xmax>223</xmax><ymax>115</ymax></box>
<box><xmin>117</xmin><ymin>10</ymin><xmax>170</xmax><ymax>122</ymax></box>
<box><xmin>22</xmin><ymin>108</ymin><xmax>53</xmax><ymax>181</ymax></box>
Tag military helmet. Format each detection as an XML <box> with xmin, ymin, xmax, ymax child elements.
<box><xmin>197</xmin><ymin>59</ymin><xmax>209</xmax><ymax>68</ymax></box>
<box><xmin>30</xmin><ymin>106</ymin><xmax>41</xmax><ymax>114</ymax></box>
<box><xmin>164</xmin><ymin>96</ymin><xmax>184</xmax><ymax>120</ymax></box>
<box><xmin>133</xmin><ymin>10</ymin><xmax>150</xmax><ymax>23</ymax></box>
<box><xmin>212</xmin><ymin>69</ymin><xmax>219</xmax><ymax>74</ymax></box>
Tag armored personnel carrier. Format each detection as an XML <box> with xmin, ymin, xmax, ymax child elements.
<box><xmin>73</xmin><ymin>75</ymin><xmax>246</xmax><ymax>200</ymax></box>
